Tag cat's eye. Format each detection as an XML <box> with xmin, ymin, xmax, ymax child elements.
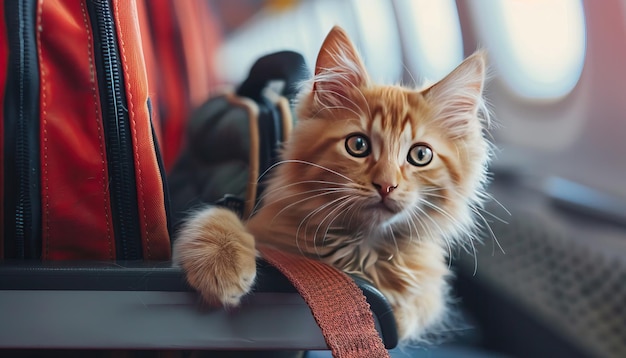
<box><xmin>407</xmin><ymin>144</ymin><xmax>433</xmax><ymax>167</ymax></box>
<box><xmin>345</xmin><ymin>134</ymin><xmax>371</xmax><ymax>158</ymax></box>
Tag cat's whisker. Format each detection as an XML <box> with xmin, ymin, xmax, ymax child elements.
<box><xmin>401</xmin><ymin>62</ymin><xmax>419</xmax><ymax>88</ymax></box>
<box><xmin>325</xmin><ymin>69</ymin><xmax>372</xmax><ymax>118</ymax></box>
<box><xmin>257</xmin><ymin>159</ymin><xmax>354</xmax><ymax>185</ymax></box>
<box><xmin>343</xmin><ymin>197</ymin><xmax>370</xmax><ymax>231</ymax></box>
<box><xmin>404</xmin><ymin>209</ymin><xmax>424</xmax><ymax>246</ymax></box>
<box><xmin>405</xmin><ymin>208</ymin><xmax>427</xmax><ymax>242</ymax></box>
<box><xmin>420</xmin><ymin>192</ymin><xmax>448</xmax><ymax>200</ymax></box>
<box><xmin>314</xmin><ymin>104</ymin><xmax>362</xmax><ymax>122</ymax></box>
<box><xmin>270</xmin><ymin>188</ymin><xmax>355</xmax><ymax>225</ymax></box>
<box><xmin>258</xmin><ymin>184</ymin><xmax>352</xmax><ymax>212</ymax></box>
<box><xmin>481</xmin><ymin>192</ymin><xmax>511</xmax><ymax>217</ymax></box>
<box><xmin>253</xmin><ymin>180</ymin><xmax>354</xmax><ymax>212</ymax></box>
<box><xmin>414</xmin><ymin>209</ymin><xmax>452</xmax><ymax>268</ymax></box>
<box><xmin>344</xmin><ymin>199</ymin><xmax>360</xmax><ymax>229</ymax></box>
<box><xmin>419</xmin><ymin>198</ymin><xmax>465</xmax><ymax>232</ymax></box>
<box><xmin>412</xmin><ymin>206</ymin><xmax>454</xmax><ymax>266</ymax></box>
<box><xmin>470</xmin><ymin>205</ymin><xmax>505</xmax><ymax>255</ymax></box>
<box><xmin>387</xmin><ymin>225</ymin><xmax>400</xmax><ymax>260</ymax></box>
<box><xmin>312</xmin><ymin>87</ymin><xmax>364</xmax><ymax>118</ymax></box>
<box><xmin>443</xmin><ymin>190</ymin><xmax>510</xmax><ymax>225</ymax></box>
<box><xmin>317</xmin><ymin>196</ymin><xmax>359</xmax><ymax>256</ymax></box>
<box><xmin>420</xmin><ymin>187</ymin><xmax>446</xmax><ymax>193</ymax></box>
<box><xmin>469</xmin><ymin>238</ymin><xmax>478</xmax><ymax>276</ymax></box>
<box><xmin>427</xmin><ymin>191</ymin><xmax>507</xmax><ymax>256</ymax></box>
<box><xmin>296</xmin><ymin>195</ymin><xmax>352</xmax><ymax>256</ymax></box>
<box><xmin>420</xmin><ymin>198</ymin><xmax>489</xmax><ymax>267</ymax></box>
<box><xmin>353</xmin><ymin>86</ymin><xmax>372</xmax><ymax>119</ymax></box>
<box><xmin>403</xmin><ymin>213</ymin><xmax>414</xmax><ymax>246</ymax></box>
<box><xmin>422</xmin><ymin>192</ymin><xmax>492</xmax><ymax>238</ymax></box>
<box><xmin>251</xmin><ymin>181</ymin><xmax>355</xmax><ymax>217</ymax></box>
<box><xmin>272</xmin><ymin>159</ymin><xmax>355</xmax><ymax>183</ymax></box>
<box><xmin>322</xmin><ymin>196</ymin><xmax>359</xmax><ymax>243</ymax></box>
<box><xmin>312</xmin><ymin>195</ymin><xmax>352</xmax><ymax>256</ymax></box>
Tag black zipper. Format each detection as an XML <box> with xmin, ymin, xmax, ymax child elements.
<box><xmin>86</xmin><ymin>0</ymin><xmax>142</xmax><ymax>260</ymax></box>
<box><xmin>3</xmin><ymin>0</ymin><xmax>41</xmax><ymax>259</ymax></box>
<box><xmin>148</xmin><ymin>98</ymin><xmax>173</xmax><ymax>240</ymax></box>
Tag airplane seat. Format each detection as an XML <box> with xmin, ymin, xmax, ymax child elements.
<box><xmin>452</xmin><ymin>174</ymin><xmax>626</xmax><ymax>358</ymax></box>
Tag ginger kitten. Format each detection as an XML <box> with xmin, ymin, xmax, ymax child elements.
<box><xmin>174</xmin><ymin>26</ymin><xmax>492</xmax><ymax>343</ymax></box>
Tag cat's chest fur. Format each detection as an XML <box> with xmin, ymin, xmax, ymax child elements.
<box><xmin>247</xmin><ymin>205</ymin><xmax>442</xmax><ymax>281</ymax></box>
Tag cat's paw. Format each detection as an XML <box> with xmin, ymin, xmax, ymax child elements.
<box><xmin>173</xmin><ymin>207</ymin><xmax>257</xmax><ymax>306</ymax></box>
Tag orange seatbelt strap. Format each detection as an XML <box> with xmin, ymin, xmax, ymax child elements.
<box><xmin>260</xmin><ymin>247</ymin><xmax>391</xmax><ymax>358</ymax></box>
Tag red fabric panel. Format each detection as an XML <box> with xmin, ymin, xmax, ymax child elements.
<box><xmin>146</xmin><ymin>0</ymin><xmax>187</xmax><ymax>170</ymax></box>
<box><xmin>146</xmin><ymin>0</ymin><xmax>222</xmax><ymax>169</ymax></box>
<box><xmin>135</xmin><ymin>0</ymin><xmax>163</xmax><ymax>147</ymax></box>
<box><xmin>113</xmin><ymin>0</ymin><xmax>170</xmax><ymax>260</ymax></box>
<box><xmin>173</xmin><ymin>0</ymin><xmax>221</xmax><ymax>108</ymax></box>
<box><xmin>195</xmin><ymin>0</ymin><xmax>223</xmax><ymax>93</ymax></box>
<box><xmin>0</xmin><ymin>0</ymin><xmax>7</xmax><ymax>258</ymax></box>
<box><xmin>37</xmin><ymin>0</ymin><xmax>115</xmax><ymax>259</ymax></box>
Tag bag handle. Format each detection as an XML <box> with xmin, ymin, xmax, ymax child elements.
<box><xmin>237</xmin><ymin>51</ymin><xmax>308</xmax><ymax>102</ymax></box>
<box><xmin>260</xmin><ymin>247</ymin><xmax>391</xmax><ymax>358</ymax></box>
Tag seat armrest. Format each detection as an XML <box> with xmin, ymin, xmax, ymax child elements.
<box><xmin>0</xmin><ymin>260</ymin><xmax>397</xmax><ymax>350</ymax></box>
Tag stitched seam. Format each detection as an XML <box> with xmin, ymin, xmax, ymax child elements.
<box><xmin>81</xmin><ymin>1</ymin><xmax>113</xmax><ymax>259</ymax></box>
<box><xmin>113</xmin><ymin>0</ymin><xmax>150</xmax><ymax>259</ymax></box>
<box><xmin>36</xmin><ymin>0</ymin><xmax>49</xmax><ymax>259</ymax></box>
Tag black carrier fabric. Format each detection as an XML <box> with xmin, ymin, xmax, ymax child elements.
<box><xmin>168</xmin><ymin>51</ymin><xmax>308</xmax><ymax>226</ymax></box>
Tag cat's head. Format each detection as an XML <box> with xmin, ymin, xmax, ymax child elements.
<box><xmin>274</xmin><ymin>26</ymin><xmax>491</xmax><ymax>245</ymax></box>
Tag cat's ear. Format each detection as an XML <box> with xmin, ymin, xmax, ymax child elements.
<box><xmin>423</xmin><ymin>51</ymin><xmax>488</xmax><ymax>136</ymax></box>
<box><xmin>312</xmin><ymin>26</ymin><xmax>369</xmax><ymax>105</ymax></box>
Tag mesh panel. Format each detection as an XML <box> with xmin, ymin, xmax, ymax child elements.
<box><xmin>460</xmin><ymin>209</ymin><xmax>626</xmax><ymax>358</ymax></box>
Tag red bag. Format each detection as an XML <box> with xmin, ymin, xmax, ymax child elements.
<box><xmin>138</xmin><ymin>0</ymin><xmax>222</xmax><ymax>170</ymax></box>
<box><xmin>0</xmin><ymin>0</ymin><xmax>171</xmax><ymax>260</ymax></box>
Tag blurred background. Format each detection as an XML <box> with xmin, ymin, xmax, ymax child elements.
<box><xmin>192</xmin><ymin>0</ymin><xmax>624</xmax><ymax>197</ymax></box>
<box><xmin>150</xmin><ymin>0</ymin><xmax>625</xmax><ymax>357</ymax></box>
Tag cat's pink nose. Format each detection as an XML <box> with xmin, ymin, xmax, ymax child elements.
<box><xmin>373</xmin><ymin>182</ymin><xmax>397</xmax><ymax>200</ymax></box>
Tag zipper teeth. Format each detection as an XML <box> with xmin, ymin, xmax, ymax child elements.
<box><xmin>14</xmin><ymin>0</ymin><xmax>34</xmax><ymax>258</ymax></box>
<box><xmin>14</xmin><ymin>0</ymin><xmax>26</xmax><ymax>256</ymax></box>
<box><xmin>92</xmin><ymin>0</ymin><xmax>137</xmax><ymax>259</ymax></box>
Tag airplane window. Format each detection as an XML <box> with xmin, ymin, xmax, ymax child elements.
<box><xmin>472</xmin><ymin>0</ymin><xmax>586</xmax><ymax>100</ymax></box>
<box><xmin>393</xmin><ymin>0</ymin><xmax>463</xmax><ymax>85</ymax></box>
<box><xmin>349</xmin><ymin>0</ymin><xmax>402</xmax><ymax>83</ymax></box>
<box><xmin>216</xmin><ymin>0</ymin><xmax>401</xmax><ymax>84</ymax></box>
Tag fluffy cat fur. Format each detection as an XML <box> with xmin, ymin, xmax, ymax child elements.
<box><xmin>173</xmin><ymin>26</ymin><xmax>492</xmax><ymax>343</ymax></box>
